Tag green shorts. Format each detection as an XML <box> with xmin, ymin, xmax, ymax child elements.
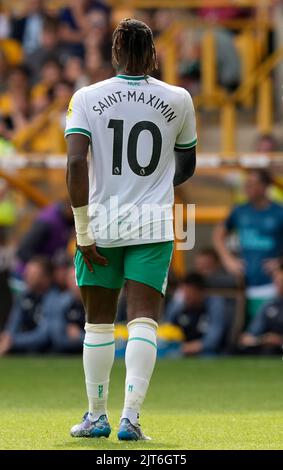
<box><xmin>74</xmin><ymin>241</ymin><xmax>174</xmax><ymax>296</ymax></box>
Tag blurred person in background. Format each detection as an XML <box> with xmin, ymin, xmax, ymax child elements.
<box><xmin>255</xmin><ymin>134</ymin><xmax>279</xmax><ymax>154</ymax></box>
<box><xmin>194</xmin><ymin>247</ymin><xmax>222</xmax><ymax>277</ymax></box>
<box><xmin>239</xmin><ymin>265</ymin><xmax>283</xmax><ymax>355</ymax></box>
<box><xmin>197</xmin><ymin>5</ymin><xmax>254</xmax><ymax>22</ymax></box>
<box><xmin>52</xmin><ymin>251</ymin><xmax>72</xmax><ymax>292</ymax></box>
<box><xmin>58</xmin><ymin>0</ymin><xmax>110</xmax><ymax>58</ymax></box>
<box><xmin>84</xmin><ymin>47</ymin><xmax>112</xmax><ymax>83</ymax></box>
<box><xmin>50</xmin><ymin>266</ymin><xmax>85</xmax><ymax>353</ymax></box>
<box><xmin>0</xmin><ymin>65</ymin><xmax>30</xmax><ymax>126</ymax></box>
<box><xmin>214</xmin><ymin>169</ymin><xmax>283</xmax><ymax>323</ymax></box>
<box><xmin>0</xmin><ymin>256</ymin><xmax>55</xmax><ymax>355</ymax></box>
<box><xmin>31</xmin><ymin>58</ymin><xmax>62</xmax><ymax>104</ymax></box>
<box><xmin>168</xmin><ymin>273</ymin><xmax>227</xmax><ymax>356</ymax></box>
<box><xmin>64</xmin><ymin>56</ymin><xmax>89</xmax><ymax>90</ymax></box>
<box><xmin>25</xmin><ymin>17</ymin><xmax>64</xmax><ymax>82</ymax></box>
<box><xmin>16</xmin><ymin>200</ymin><xmax>74</xmax><ymax>275</ymax></box>
<box><xmin>0</xmin><ymin>227</ymin><xmax>14</xmax><ymax>331</ymax></box>
<box><xmin>0</xmin><ymin>1</ymin><xmax>10</xmax><ymax>38</ymax></box>
<box><xmin>85</xmin><ymin>8</ymin><xmax>112</xmax><ymax>62</ymax></box>
<box><xmin>11</xmin><ymin>0</ymin><xmax>47</xmax><ymax>55</ymax></box>
<box><xmin>14</xmin><ymin>79</ymin><xmax>73</xmax><ymax>153</ymax></box>
<box><xmin>194</xmin><ymin>247</ymin><xmax>238</xmax><ymax>288</ymax></box>
<box><xmin>0</xmin><ymin>50</ymin><xmax>9</xmax><ymax>91</ymax></box>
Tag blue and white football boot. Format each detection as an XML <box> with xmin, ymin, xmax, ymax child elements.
<box><xmin>117</xmin><ymin>418</ymin><xmax>151</xmax><ymax>441</ymax></box>
<box><xmin>70</xmin><ymin>412</ymin><xmax>111</xmax><ymax>438</ymax></box>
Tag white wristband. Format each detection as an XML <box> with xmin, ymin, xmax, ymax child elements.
<box><xmin>72</xmin><ymin>205</ymin><xmax>95</xmax><ymax>246</ymax></box>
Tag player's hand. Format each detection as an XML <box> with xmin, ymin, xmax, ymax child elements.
<box><xmin>77</xmin><ymin>243</ymin><xmax>108</xmax><ymax>272</ymax></box>
<box><xmin>223</xmin><ymin>255</ymin><xmax>245</xmax><ymax>277</ymax></box>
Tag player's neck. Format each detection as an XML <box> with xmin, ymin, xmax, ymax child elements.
<box><xmin>117</xmin><ymin>69</ymin><xmax>146</xmax><ymax>77</ymax></box>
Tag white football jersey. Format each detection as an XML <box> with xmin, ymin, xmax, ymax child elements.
<box><xmin>65</xmin><ymin>74</ymin><xmax>197</xmax><ymax>247</ymax></box>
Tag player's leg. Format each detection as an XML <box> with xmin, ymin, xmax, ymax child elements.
<box><xmin>71</xmin><ymin>247</ymin><xmax>123</xmax><ymax>438</ymax></box>
<box><xmin>118</xmin><ymin>242</ymin><xmax>173</xmax><ymax>440</ymax></box>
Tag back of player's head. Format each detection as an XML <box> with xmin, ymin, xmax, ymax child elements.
<box><xmin>112</xmin><ymin>18</ymin><xmax>158</xmax><ymax>76</ymax></box>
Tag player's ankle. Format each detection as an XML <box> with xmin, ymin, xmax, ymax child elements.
<box><xmin>121</xmin><ymin>408</ymin><xmax>139</xmax><ymax>425</ymax></box>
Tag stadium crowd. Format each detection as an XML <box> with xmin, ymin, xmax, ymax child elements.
<box><xmin>0</xmin><ymin>1</ymin><xmax>283</xmax><ymax>357</ymax></box>
<box><xmin>0</xmin><ymin>0</ymin><xmax>258</xmax><ymax>154</ymax></box>
<box><xmin>1</xmin><ymin>167</ymin><xmax>283</xmax><ymax>357</ymax></box>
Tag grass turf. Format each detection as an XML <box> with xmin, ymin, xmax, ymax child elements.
<box><xmin>0</xmin><ymin>357</ymin><xmax>282</xmax><ymax>450</ymax></box>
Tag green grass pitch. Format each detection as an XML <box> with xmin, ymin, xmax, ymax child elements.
<box><xmin>0</xmin><ymin>357</ymin><xmax>282</xmax><ymax>450</ymax></box>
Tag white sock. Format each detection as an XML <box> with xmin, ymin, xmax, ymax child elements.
<box><xmin>83</xmin><ymin>322</ymin><xmax>115</xmax><ymax>421</ymax></box>
<box><xmin>122</xmin><ymin>317</ymin><xmax>158</xmax><ymax>425</ymax></box>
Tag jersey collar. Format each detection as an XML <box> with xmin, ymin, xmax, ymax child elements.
<box><xmin>116</xmin><ymin>74</ymin><xmax>148</xmax><ymax>81</ymax></box>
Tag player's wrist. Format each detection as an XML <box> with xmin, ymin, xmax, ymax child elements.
<box><xmin>72</xmin><ymin>205</ymin><xmax>95</xmax><ymax>246</ymax></box>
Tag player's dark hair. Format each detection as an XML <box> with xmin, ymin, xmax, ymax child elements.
<box><xmin>182</xmin><ymin>272</ymin><xmax>206</xmax><ymax>290</ymax></box>
<box><xmin>112</xmin><ymin>18</ymin><xmax>157</xmax><ymax>75</ymax></box>
<box><xmin>248</xmin><ymin>168</ymin><xmax>272</xmax><ymax>186</ymax></box>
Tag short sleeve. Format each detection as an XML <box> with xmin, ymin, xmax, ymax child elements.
<box><xmin>174</xmin><ymin>89</ymin><xmax>197</xmax><ymax>150</ymax></box>
<box><xmin>65</xmin><ymin>89</ymin><xmax>91</xmax><ymax>140</ymax></box>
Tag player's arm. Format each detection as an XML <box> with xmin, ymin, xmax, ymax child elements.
<box><xmin>174</xmin><ymin>89</ymin><xmax>197</xmax><ymax>187</ymax></box>
<box><xmin>173</xmin><ymin>146</ymin><xmax>196</xmax><ymax>186</ymax></box>
<box><xmin>66</xmin><ymin>134</ymin><xmax>108</xmax><ymax>269</ymax></box>
<box><xmin>65</xmin><ymin>90</ymin><xmax>107</xmax><ymax>270</ymax></box>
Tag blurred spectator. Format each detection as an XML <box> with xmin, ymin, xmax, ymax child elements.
<box><xmin>198</xmin><ymin>6</ymin><xmax>254</xmax><ymax>22</ymax></box>
<box><xmin>0</xmin><ymin>227</ymin><xmax>14</xmax><ymax>331</ymax></box>
<box><xmin>178</xmin><ymin>28</ymin><xmax>240</xmax><ymax>92</ymax></box>
<box><xmin>255</xmin><ymin>134</ymin><xmax>279</xmax><ymax>153</ymax></box>
<box><xmin>214</xmin><ymin>169</ymin><xmax>283</xmax><ymax>322</ymax></box>
<box><xmin>0</xmin><ymin>49</ymin><xmax>9</xmax><ymax>91</ymax></box>
<box><xmin>0</xmin><ymin>256</ymin><xmax>55</xmax><ymax>355</ymax></box>
<box><xmin>11</xmin><ymin>0</ymin><xmax>47</xmax><ymax>54</ymax></box>
<box><xmin>58</xmin><ymin>0</ymin><xmax>110</xmax><ymax>58</ymax></box>
<box><xmin>31</xmin><ymin>58</ymin><xmax>62</xmax><ymax>103</ymax></box>
<box><xmin>0</xmin><ymin>65</ymin><xmax>30</xmax><ymax>134</ymax></box>
<box><xmin>0</xmin><ymin>2</ymin><xmax>10</xmax><ymax>39</ymax></box>
<box><xmin>15</xmin><ymin>79</ymin><xmax>72</xmax><ymax>153</ymax></box>
<box><xmin>52</xmin><ymin>251</ymin><xmax>72</xmax><ymax>291</ymax></box>
<box><xmin>64</xmin><ymin>56</ymin><xmax>89</xmax><ymax>90</ymax></box>
<box><xmin>85</xmin><ymin>47</ymin><xmax>112</xmax><ymax>83</ymax></box>
<box><xmin>194</xmin><ymin>247</ymin><xmax>221</xmax><ymax>277</ymax></box>
<box><xmin>50</xmin><ymin>266</ymin><xmax>84</xmax><ymax>353</ymax></box>
<box><xmin>25</xmin><ymin>17</ymin><xmax>65</xmax><ymax>82</ymax></box>
<box><xmin>194</xmin><ymin>247</ymin><xmax>238</xmax><ymax>288</ymax></box>
<box><xmin>239</xmin><ymin>265</ymin><xmax>283</xmax><ymax>354</ymax></box>
<box><xmin>16</xmin><ymin>201</ymin><xmax>74</xmax><ymax>274</ymax></box>
<box><xmin>166</xmin><ymin>273</ymin><xmax>228</xmax><ymax>356</ymax></box>
<box><xmin>85</xmin><ymin>8</ymin><xmax>112</xmax><ymax>62</ymax></box>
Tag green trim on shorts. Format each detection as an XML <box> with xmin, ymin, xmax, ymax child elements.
<box><xmin>74</xmin><ymin>241</ymin><xmax>174</xmax><ymax>295</ymax></box>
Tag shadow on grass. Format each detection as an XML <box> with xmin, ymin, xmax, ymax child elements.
<box><xmin>55</xmin><ymin>438</ymin><xmax>177</xmax><ymax>450</ymax></box>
